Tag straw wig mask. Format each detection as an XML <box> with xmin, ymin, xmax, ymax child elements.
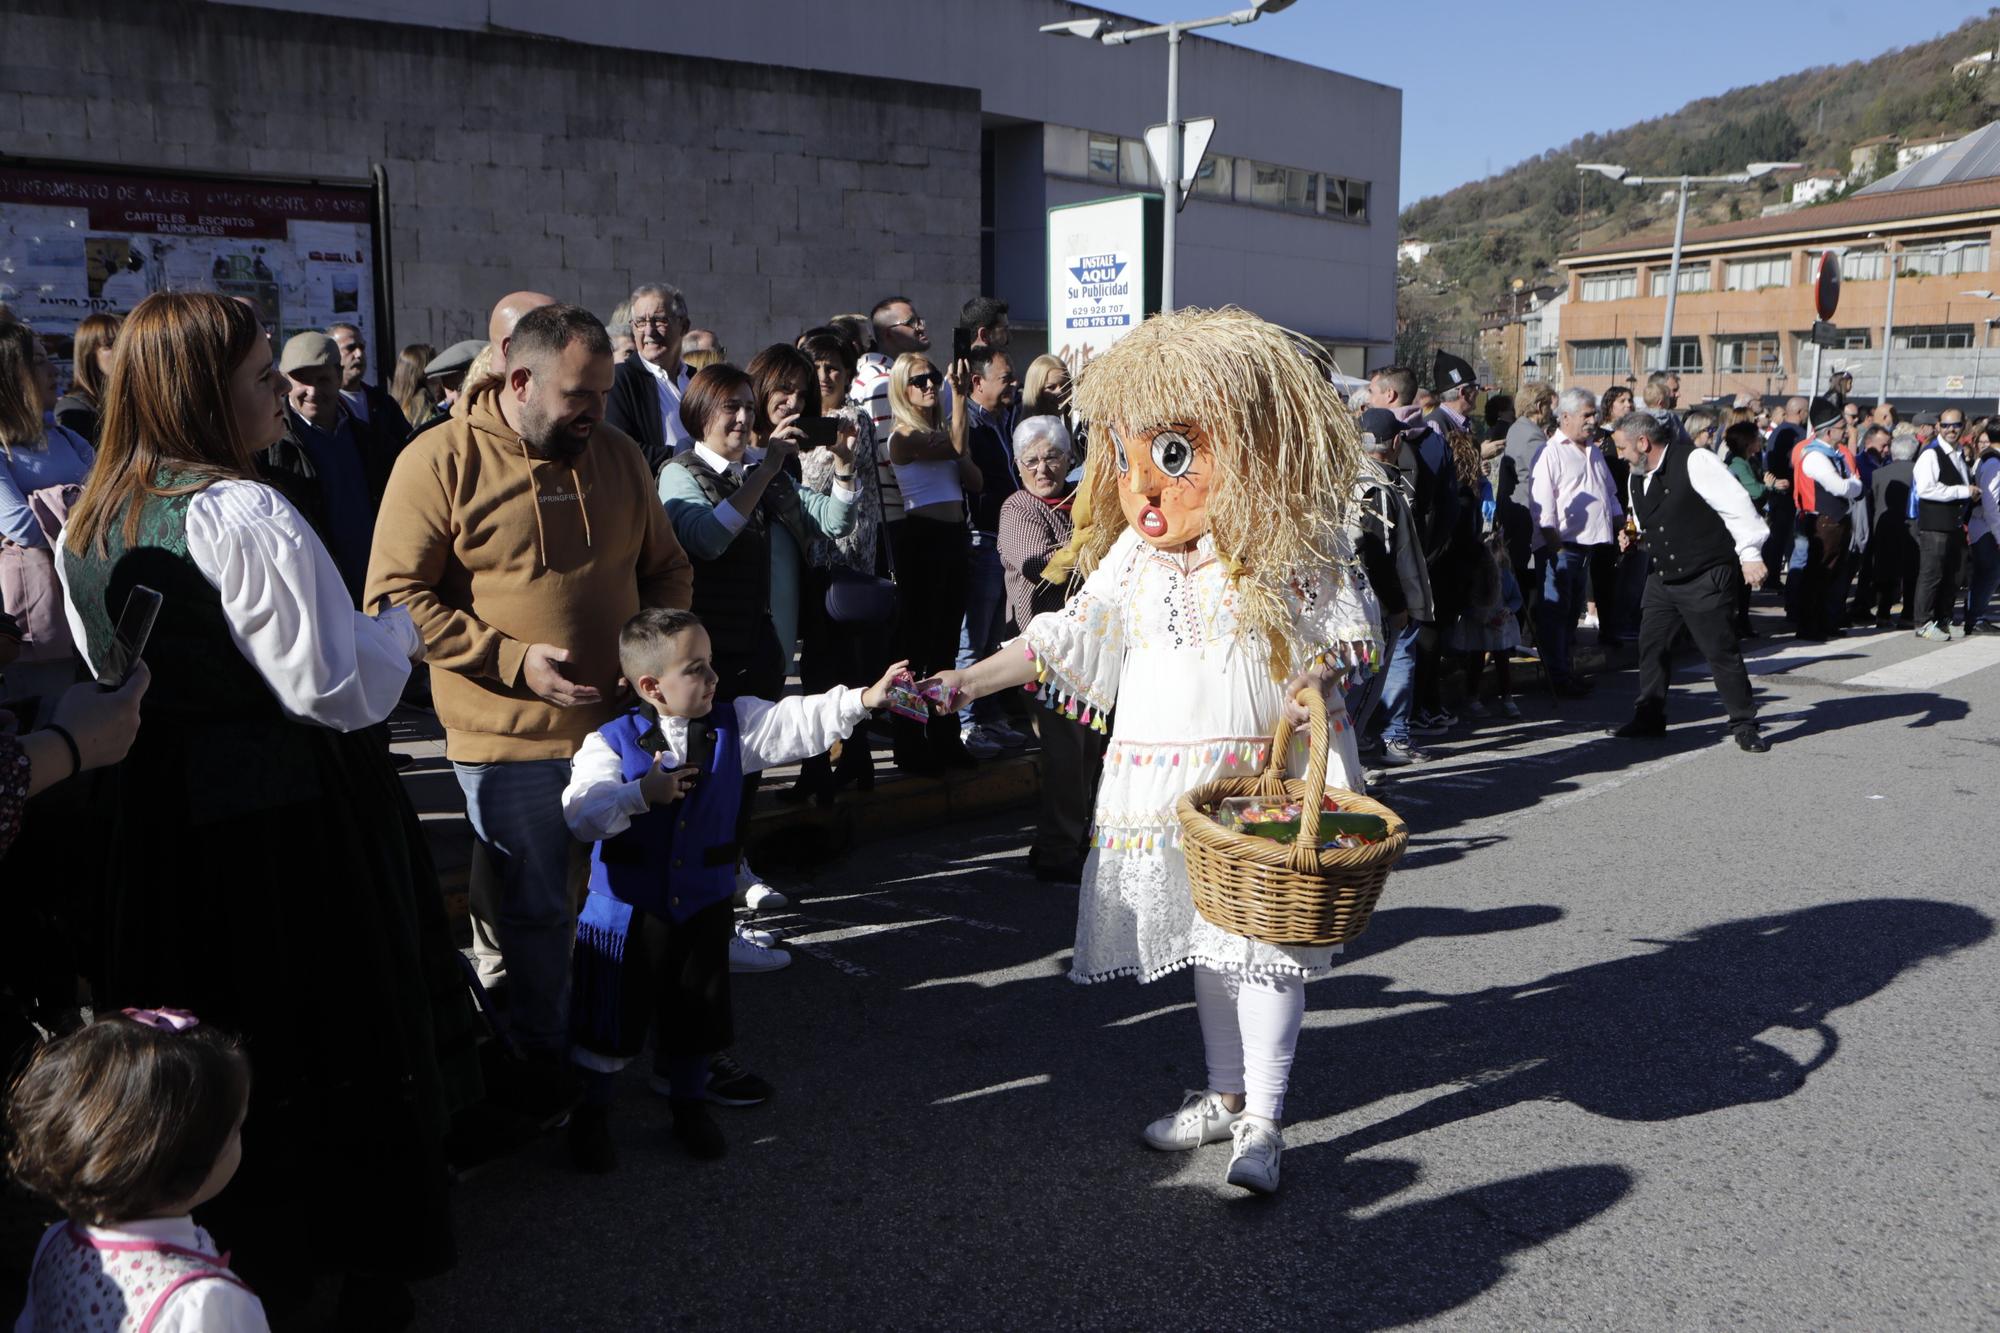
<box><xmin>1048</xmin><ymin>306</ymin><xmax>1364</xmax><ymax>676</ymax></box>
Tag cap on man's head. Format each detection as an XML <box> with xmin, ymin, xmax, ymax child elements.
<box><xmin>279</xmin><ymin>331</ymin><xmax>342</xmax><ymax>377</ymax></box>
<box><xmin>1811</xmin><ymin>411</ymin><xmax>1846</xmax><ymax>433</ymax></box>
<box><xmin>425</xmin><ymin>339</ymin><xmax>487</xmax><ymax>379</ymax></box>
<box><xmin>1915</xmin><ymin>410</ymin><xmax>1939</xmax><ymax>426</ymax></box>
<box><xmin>1357</xmin><ymin>407</ymin><xmax>1404</xmax><ymax>444</ymax></box>
<box><xmin>1432</xmin><ymin>350</ymin><xmax>1478</xmax><ymax>394</ymax></box>
<box><xmin>1830</xmin><ymin>363</ymin><xmax>1854</xmax><ymax>377</ymax></box>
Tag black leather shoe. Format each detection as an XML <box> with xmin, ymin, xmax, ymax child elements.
<box><xmin>1735</xmin><ymin>729</ymin><xmax>1770</xmax><ymax>753</ymax></box>
<box><xmin>1610</xmin><ymin>717</ymin><xmax>1667</xmax><ymax>739</ymax></box>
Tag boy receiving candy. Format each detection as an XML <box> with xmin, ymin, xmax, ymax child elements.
<box><xmin>562</xmin><ymin>608</ymin><xmax>906</xmax><ymax>1168</ymax></box>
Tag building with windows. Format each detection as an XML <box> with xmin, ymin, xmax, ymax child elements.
<box><xmin>2</xmin><ymin>0</ymin><xmax>1399</xmax><ymax>371</ymax></box>
<box><xmin>1558</xmin><ymin>121</ymin><xmax>2000</xmax><ymax>404</ymax></box>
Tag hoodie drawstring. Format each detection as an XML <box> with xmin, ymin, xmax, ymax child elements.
<box><xmin>520</xmin><ymin>437</ymin><xmax>549</xmax><ymax>573</ymax></box>
<box><xmin>570</xmin><ymin>463</ymin><xmax>593</xmax><ymax>550</ymax></box>
<box><xmin>516</xmin><ymin>437</ymin><xmax>594</xmax><ymax>572</ymax></box>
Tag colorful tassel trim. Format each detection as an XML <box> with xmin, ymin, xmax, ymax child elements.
<box><xmin>1091</xmin><ymin>828</ymin><xmax>1178</xmax><ymax>851</ymax></box>
<box><xmin>1024</xmin><ymin>655</ymin><xmax>1111</xmax><ymax>733</ymax></box>
<box><xmin>1103</xmin><ymin>739</ymin><xmax>1278</xmax><ymax>767</ymax></box>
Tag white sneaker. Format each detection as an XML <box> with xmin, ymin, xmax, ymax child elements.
<box><xmin>1141</xmin><ymin>1090</ymin><xmax>1243</xmax><ymax>1152</ymax></box>
<box><xmin>960</xmin><ymin>726</ymin><xmax>1005</xmax><ymax>759</ymax></box>
<box><xmin>735</xmin><ymin>919</ymin><xmax>777</xmax><ymax>949</ymax></box>
<box><xmin>734</xmin><ymin>863</ymin><xmax>788</xmax><ymax>912</ymax></box>
<box><xmin>1461</xmin><ymin>699</ymin><xmax>1490</xmax><ymax>719</ymax></box>
<box><xmin>1499</xmin><ymin>698</ymin><xmax>1522</xmax><ymax>719</ymax></box>
<box><xmin>1225</xmin><ymin>1118</ymin><xmax>1283</xmax><ymax>1195</ymax></box>
<box><xmin>728</xmin><ymin>933</ymin><xmax>792</xmax><ymax>973</ymax></box>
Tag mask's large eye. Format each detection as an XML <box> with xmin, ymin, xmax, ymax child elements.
<box><xmin>1151</xmin><ymin>430</ymin><xmax>1194</xmax><ymax>478</ymax></box>
<box><xmin>1110</xmin><ymin>425</ymin><xmax>1130</xmax><ymax>473</ymax></box>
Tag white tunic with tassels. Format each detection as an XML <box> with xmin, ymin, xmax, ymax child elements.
<box><xmin>1021</xmin><ymin>527</ymin><xmax>1380</xmax><ymax>984</ymax></box>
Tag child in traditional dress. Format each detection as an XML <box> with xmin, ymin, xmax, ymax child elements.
<box><xmin>562</xmin><ymin>608</ymin><xmax>905</xmax><ymax>1169</ymax></box>
<box><xmin>923</xmin><ymin>308</ymin><xmax>1381</xmax><ymax>1195</ymax></box>
<box><xmin>9</xmin><ymin>1009</ymin><xmax>268</xmax><ymax>1332</ymax></box>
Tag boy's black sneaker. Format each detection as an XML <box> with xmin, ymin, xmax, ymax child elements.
<box><xmin>705</xmin><ymin>1053</ymin><xmax>773</xmax><ymax>1107</ymax></box>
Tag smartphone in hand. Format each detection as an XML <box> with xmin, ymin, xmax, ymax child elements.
<box><xmin>952</xmin><ymin>325</ymin><xmax>972</xmax><ymax>363</ymax></box>
<box><xmin>97</xmin><ymin>585</ymin><xmax>162</xmax><ymax>689</ymax></box>
<box><xmin>797</xmin><ymin>416</ymin><xmax>840</xmax><ymax>449</ymax></box>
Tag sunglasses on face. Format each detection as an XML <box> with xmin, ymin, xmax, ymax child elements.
<box><xmin>1941</xmin><ymin>421</ymin><xmax>1965</xmax><ymax>430</ymax></box>
<box><xmin>908</xmin><ymin>373</ymin><xmax>941</xmax><ymax>390</ymax></box>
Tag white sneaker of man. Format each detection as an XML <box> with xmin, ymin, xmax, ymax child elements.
<box><xmin>728</xmin><ymin>933</ymin><xmax>792</xmax><ymax>973</ymax></box>
<box><xmin>960</xmin><ymin>726</ymin><xmax>1006</xmax><ymax>759</ymax></box>
<box><xmin>1225</xmin><ymin>1118</ymin><xmax>1284</xmax><ymax>1194</ymax></box>
<box><xmin>1141</xmin><ymin>1089</ymin><xmax>1244</xmax><ymax>1151</ymax></box>
<box><xmin>735</xmin><ymin>919</ymin><xmax>777</xmax><ymax>949</ymax></box>
<box><xmin>734</xmin><ymin>862</ymin><xmax>788</xmax><ymax>911</ymax></box>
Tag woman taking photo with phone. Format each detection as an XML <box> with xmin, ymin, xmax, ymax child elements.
<box><xmin>790</xmin><ymin>331</ymin><xmax>886</xmax><ymax>799</ymax></box>
<box><xmin>56</xmin><ymin>291</ymin><xmax>481</xmax><ymax>1328</ymax></box>
<box><xmin>886</xmin><ymin>351</ymin><xmax>979</xmax><ymax>772</ymax></box>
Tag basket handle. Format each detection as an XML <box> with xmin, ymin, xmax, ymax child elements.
<box><xmin>1266</xmin><ymin>687</ymin><xmax>1332</xmax><ymax>873</ymax></box>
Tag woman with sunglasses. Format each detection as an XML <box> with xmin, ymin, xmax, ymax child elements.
<box><xmin>885</xmin><ymin>352</ymin><xmax>979</xmax><ymax>771</ymax></box>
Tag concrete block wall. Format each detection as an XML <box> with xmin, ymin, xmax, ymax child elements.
<box><xmin>1</xmin><ymin>0</ymin><xmax>982</xmax><ymax>366</ymax></box>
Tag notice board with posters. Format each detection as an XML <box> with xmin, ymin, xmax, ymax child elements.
<box><xmin>1045</xmin><ymin>193</ymin><xmax>1162</xmax><ymax>376</ymax></box>
<box><xmin>0</xmin><ymin>159</ymin><xmax>387</xmax><ymax>378</ymax></box>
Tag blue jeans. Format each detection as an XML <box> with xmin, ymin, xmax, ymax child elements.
<box><xmin>1966</xmin><ymin>533</ymin><xmax>2000</xmax><ymax>627</ymax></box>
<box><xmin>454</xmin><ymin>758</ymin><xmax>578</xmax><ymax>1058</ymax></box>
<box><xmin>957</xmin><ymin>533</ymin><xmax>1008</xmax><ymax>728</ymax></box>
<box><xmin>1372</xmin><ymin>618</ymin><xmax>1422</xmax><ymax>745</ymax></box>
<box><xmin>1533</xmin><ymin>547</ymin><xmax>1593</xmax><ymax>684</ymax></box>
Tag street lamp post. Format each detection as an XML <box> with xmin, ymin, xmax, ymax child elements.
<box><xmin>1577</xmin><ymin>161</ymin><xmax>1801</xmax><ymax>377</ymax></box>
<box><xmin>1960</xmin><ymin>289</ymin><xmax>2000</xmax><ymax>408</ymax></box>
<box><xmin>1041</xmin><ymin>0</ymin><xmax>1296</xmax><ymax>314</ymax></box>
<box><xmin>1876</xmin><ymin>239</ymin><xmax>1972</xmax><ymax>400</ymax></box>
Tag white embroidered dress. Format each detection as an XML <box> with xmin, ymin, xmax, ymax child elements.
<box><xmin>1022</xmin><ymin>527</ymin><xmax>1380</xmax><ymax>984</ymax></box>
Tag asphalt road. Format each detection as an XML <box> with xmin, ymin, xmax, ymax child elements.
<box><xmin>416</xmin><ymin>615</ymin><xmax>2000</xmax><ymax>1330</ymax></box>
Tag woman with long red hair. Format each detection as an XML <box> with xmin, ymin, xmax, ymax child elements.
<box><xmin>59</xmin><ymin>292</ymin><xmax>479</xmax><ymax>1328</ymax></box>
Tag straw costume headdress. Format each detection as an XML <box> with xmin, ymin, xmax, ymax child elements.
<box><xmin>1045</xmin><ymin>306</ymin><xmax>1364</xmax><ymax>678</ymax></box>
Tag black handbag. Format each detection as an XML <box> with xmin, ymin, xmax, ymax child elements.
<box><xmin>823</xmin><ymin>461</ymin><xmax>901</xmax><ymax>625</ymax></box>
<box><xmin>824</xmin><ymin>564</ymin><xmax>899</xmax><ymax>625</ymax></box>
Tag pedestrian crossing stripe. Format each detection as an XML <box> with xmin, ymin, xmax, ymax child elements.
<box><xmin>1844</xmin><ymin>635</ymin><xmax>2000</xmax><ymax>691</ymax></box>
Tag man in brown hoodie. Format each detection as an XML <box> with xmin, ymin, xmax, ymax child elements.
<box><xmin>367</xmin><ymin>303</ymin><xmax>693</xmax><ymax>1060</ymax></box>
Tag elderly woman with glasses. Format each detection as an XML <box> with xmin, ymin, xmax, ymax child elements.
<box><xmin>995</xmin><ymin>414</ymin><xmax>1103</xmax><ymax>881</ymax></box>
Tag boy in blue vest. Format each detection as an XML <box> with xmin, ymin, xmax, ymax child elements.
<box><xmin>563</xmin><ymin>607</ymin><xmax>906</xmax><ymax>1169</ymax></box>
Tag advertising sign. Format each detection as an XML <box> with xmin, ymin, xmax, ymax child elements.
<box><xmin>1046</xmin><ymin>193</ymin><xmax>1162</xmax><ymax>374</ymax></box>
<box><xmin>0</xmin><ymin>161</ymin><xmax>384</xmax><ymax>377</ymax></box>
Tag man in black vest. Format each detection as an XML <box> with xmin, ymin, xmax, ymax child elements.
<box><xmin>1911</xmin><ymin>409</ymin><xmax>1979</xmax><ymax>641</ymax></box>
<box><xmin>1607</xmin><ymin>411</ymin><xmax>1773</xmax><ymax>752</ymax></box>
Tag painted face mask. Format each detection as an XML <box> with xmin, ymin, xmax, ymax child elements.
<box><xmin>1110</xmin><ymin>419</ymin><xmax>1214</xmax><ymax>550</ymax></box>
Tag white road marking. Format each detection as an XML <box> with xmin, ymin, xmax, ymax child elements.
<box><xmin>783</xmin><ymin>918</ymin><xmax>948</xmax><ymax>947</ymax></box>
<box><xmin>1518</xmin><ymin>744</ymin><xmax>1716</xmax><ymax>820</ymax></box>
<box><xmin>931</xmin><ymin>1074</ymin><xmax>1052</xmax><ymax>1105</ymax></box>
<box><xmin>1844</xmin><ymin>635</ymin><xmax>2000</xmax><ymax>691</ymax></box>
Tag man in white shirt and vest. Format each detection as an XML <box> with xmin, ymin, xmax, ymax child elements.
<box><xmin>1910</xmin><ymin>409</ymin><xmax>1978</xmax><ymax>641</ymax></box>
<box><xmin>1607</xmin><ymin>411</ymin><xmax>1773</xmax><ymax>753</ymax></box>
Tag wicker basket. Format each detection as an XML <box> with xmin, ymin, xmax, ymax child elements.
<box><xmin>1174</xmin><ymin>688</ymin><xmax>1407</xmax><ymax>947</ymax></box>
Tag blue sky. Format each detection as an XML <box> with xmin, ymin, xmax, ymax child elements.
<box><xmin>1136</xmin><ymin>0</ymin><xmax>1992</xmax><ymax>208</ymax></box>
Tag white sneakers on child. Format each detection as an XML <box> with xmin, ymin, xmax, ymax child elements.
<box><xmin>735</xmin><ymin>862</ymin><xmax>788</xmax><ymax>912</ymax></box>
<box><xmin>1141</xmin><ymin>1090</ymin><xmax>1283</xmax><ymax>1194</ymax></box>
<box><xmin>1141</xmin><ymin>1089</ymin><xmax>1244</xmax><ymax>1152</ymax></box>
<box><xmin>1225</xmin><ymin>1118</ymin><xmax>1283</xmax><ymax>1195</ymax></box>
<box><xmin>728</xmin><ymin>930</ymin><xmax>791</xmax><ymax>973</ymax></box>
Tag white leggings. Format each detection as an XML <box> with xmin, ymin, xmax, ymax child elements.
<box><xmin>1191</xmin><ymin>965</ymin><xmax>1307</xmax><ymax>1123</ymax></box>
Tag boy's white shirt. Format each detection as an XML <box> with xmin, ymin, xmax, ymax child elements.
<box><xmin>562</xmin><ymin>688</ymin><xmax>871</xmax><ymax>842</ymax></box>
